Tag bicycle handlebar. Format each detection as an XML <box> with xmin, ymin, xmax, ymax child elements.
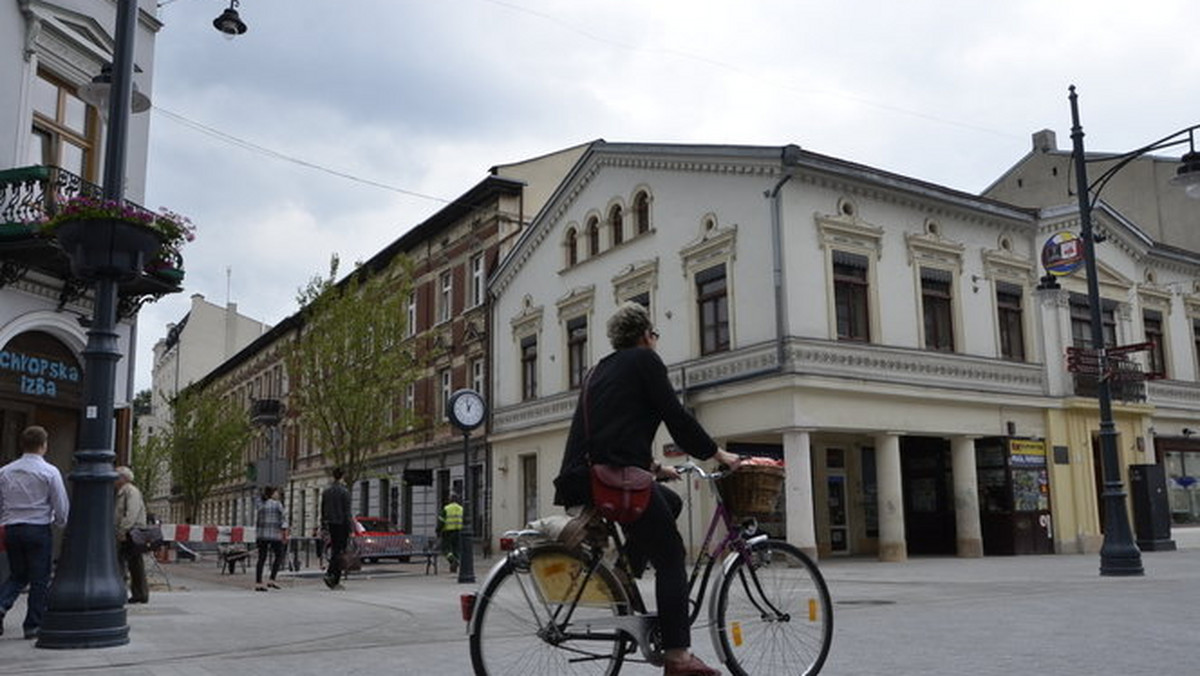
<box><xmin>673</xmin><ymin>460</ymin><xmax>730</xmax><ymax>481</ymax></box>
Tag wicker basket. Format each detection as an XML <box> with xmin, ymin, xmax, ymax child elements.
<box><xmin>717</xmin><ymin>465</ymin><xmax>785</xmax><ymax>515</ymax></box>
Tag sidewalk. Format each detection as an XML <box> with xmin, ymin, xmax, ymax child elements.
<box><xmin>1</xmin><ymin>547</ymin><xmax>1197</xmax><ymax>675</ymax></box>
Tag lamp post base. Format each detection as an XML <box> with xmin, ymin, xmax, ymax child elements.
<box><xmin>35</xmin><ymin>608</ymin><xmax>129</xmax><ymax>649</ymax></box>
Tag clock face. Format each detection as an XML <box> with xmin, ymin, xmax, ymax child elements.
<box><xmin>450</xmin><ymin>390</ymin><xmax>486</xmax><ymax>429</ymax></box>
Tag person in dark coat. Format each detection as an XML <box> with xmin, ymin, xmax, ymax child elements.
<box><xmin>320</xmin><ymin>467</ymin><xmax>352</xmax><ymax>589</ymax></box>
<box><xmin>554</xmin><ymin>301</ymin><xmax>744</xmax><ymax>676</ymax></box>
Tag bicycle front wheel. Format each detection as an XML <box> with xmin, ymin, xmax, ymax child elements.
<box><xmin>714</xmin><ymin>539</ymin><xmax>833</xmax><ymax>676</ymax></box>
<box><xmin>469</xmin><ymin>543</ymin><xmax>632</xmax><ymax>675</ymax></box>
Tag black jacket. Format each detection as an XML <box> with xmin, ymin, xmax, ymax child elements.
<box><xmin>553</xmin><ymin>347</ymin><xmax>718</xmax><ymax>507</ymax></box>
<box><xmin>320</xmin><ymin>481</ymin><xmax>351</xmax><ymax>528</ymax></box>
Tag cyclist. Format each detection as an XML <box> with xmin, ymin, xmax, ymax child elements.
<box><xmin>554</xmin><ymin>301</ymin><xmax>744</xmax><ymax>676</ymax></box>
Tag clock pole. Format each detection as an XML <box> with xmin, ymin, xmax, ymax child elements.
<box><xmin>457</xmin><ymin>425</ymin><xmax>476</xmax><ymax>584</ymax></box>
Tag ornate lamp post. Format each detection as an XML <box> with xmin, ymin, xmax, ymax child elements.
<box><xmin>1067</xmin><ymin>85</ymin><xmax>1200</xmax><ymax>577</ymax></box>
<box><xmin>37</xmin><ymin>1</ymin><xmax>247</xmax><ymax>648</ymax></box>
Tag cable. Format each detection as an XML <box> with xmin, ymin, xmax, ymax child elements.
<box><xmin>153</xmin><ymin>106</ymin><xmax>452</xmax><ymax>205</ymax></box>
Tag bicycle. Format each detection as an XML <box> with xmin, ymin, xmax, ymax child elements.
<box><xmin>466</xmin><ymin>461</ymin><xmax>833</xmax><ymax>675</ymax></box>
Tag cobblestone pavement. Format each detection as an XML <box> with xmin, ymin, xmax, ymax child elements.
<box><xmin>0</xmin><ymin>545</ymin><xmax>1196</xmax><ymax>675</ymax></box>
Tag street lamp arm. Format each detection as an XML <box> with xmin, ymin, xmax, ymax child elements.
<box><xmin>1084</xmin><ymin>125</ymin><xmax>1200</xmax><ymax>204</ymax></box>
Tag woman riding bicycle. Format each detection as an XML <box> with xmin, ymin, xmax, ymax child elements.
<box><xmin>554</xmin><ymin>301</ymin><xmax>744</xmax><ymax>676</ymax></box>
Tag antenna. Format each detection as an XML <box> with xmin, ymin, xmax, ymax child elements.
<box><xmin>226</xmin><ymin>266</ymin><xmax>232</xmax><ymax>305</ymax></box>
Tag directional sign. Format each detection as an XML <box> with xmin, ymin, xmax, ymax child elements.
<box><xmin>1108</xmin><ymin>341</ymin><xmax>1154</xmax><ymax>356</ymax></box>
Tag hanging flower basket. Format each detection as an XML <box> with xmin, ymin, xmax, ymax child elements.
<box><xmin>0</xmin><ymin>222</ymin><xmax>38</xmax><ymax>241</ymax></box>
<box><xmin>54</xmin><ymin>218</ymin><xmax>163</xmax><ymax>281</ymax></box>
<box><xmin>147</xmin><ymin>248</ymin><xmax>186</xmax><ymax>283</ymax></box>
<box><xmin>41</xmin><ymin>196</ymin><xmax>194</xmax><ymax>282</ymax></box>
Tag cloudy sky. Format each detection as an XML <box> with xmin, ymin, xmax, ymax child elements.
<box><xmin>134</xmin><ymin>0</ymin><xmax>1196</xmax><ymax>392</ymax></box>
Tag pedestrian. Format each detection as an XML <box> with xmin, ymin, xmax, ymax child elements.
<box><xmin>553</xmin><ymin>302</ymin><xmax>744</xmax><ymax>676</ymax></box>
<box><xmin>438</xmin><ymin>493</ymin><xmax>463</xmax><ymax>573</ymax></box>
<box><xmin>114</xmin><ymin>465</ymin><xmax>149</xmax><ymax>604</ymax></box>
<box><xmin>0</xmin><ymin>426</ymin><xmax>70</xmax><ymax>640</ymax></box>
<box><xmin>320</xmin><ymin>466</ymin><xmax>351</xmax><ymax>589</ymax></box>
<box><xmin>254</xmin><ymin>486</ymin><xmax>287</xmax><ymax>591</ymax></box>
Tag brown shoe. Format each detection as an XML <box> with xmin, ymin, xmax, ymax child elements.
<box><xmin>663</xmin><ymin>653</ymin><xmax>721</xmax><ymax>676</ymax></box>
<box><xmin>558</xmin><ymin>508</ymin><xmax>605</xmax><ymax>549</ymax></box>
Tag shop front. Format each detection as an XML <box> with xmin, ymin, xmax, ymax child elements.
<box><xmin>0</xmin><ymin>330</ymin><xmax>83</xmax><ymax>469</ymax></box>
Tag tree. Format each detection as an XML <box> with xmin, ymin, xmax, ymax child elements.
<box><xmin>130</xmin><ymin>424</ymin><xmax>170</xmax><ymax>506</ymax></box>
<box><xmin>167</xmin><ymin>387</ymin><xmax>252</xmax><ymax>523</ymax></box>
<box><xmin>286</xmin><ymin>254</ymin><xmax>425</xmax><ymax>488</ymax></box>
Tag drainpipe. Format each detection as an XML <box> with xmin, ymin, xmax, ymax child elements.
<box><xmin>766</xmin><ymin>144</ymin><xmax>803</xmax><ymax>372</ymax></box>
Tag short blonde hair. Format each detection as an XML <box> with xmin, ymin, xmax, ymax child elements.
<box><xmin>607</xmin><ymin>301</ymin><xmax>652</xmax><ymax>349</ymax></box>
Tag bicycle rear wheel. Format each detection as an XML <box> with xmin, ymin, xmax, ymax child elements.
<box><xmin>714</xmin><ymin>539</ymin><xmax>833</xmax><ymax>676</ymax></box>
<box><xmin>469</xmin><ymin>543</ymin><xmax>632</xmax><ymax>675</ymax></box>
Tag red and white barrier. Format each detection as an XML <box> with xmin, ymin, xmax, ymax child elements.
<box><xmin>160</xmin><ymin>524</ymin><xmax>256</xmax><ymax>543</ymax></box>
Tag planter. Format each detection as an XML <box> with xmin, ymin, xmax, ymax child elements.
<box><xmin>0</xmin><ymin>223</ymin><xmax>37</xmax><ymax>241</ymax></box>
<box><xmin>150</xmin><ymin>266</ymin><xmax>185</xmax><ymax>284</ymax></box>
<box><xmin>53</xmin><ymin>218</ymin><xmax>163</xmax><ymax>281</ymax></box>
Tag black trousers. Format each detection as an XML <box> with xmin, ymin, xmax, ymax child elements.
<box><xmin>622</xmin><ymin>484</ymin><xmax>689</xmax><ymax>650</ymax></box>
<box><xmin>256</xmin><ymin>539</ymin><xmax>285</xmax><ymax>583</ymax></box>
<box><xmin>325</xmin><ymin>523</ymin><xmax>350</xmax><ymax>584</ymax></box>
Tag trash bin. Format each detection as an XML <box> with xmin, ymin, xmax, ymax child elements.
<box><xmin>1130</xmin><ymin>464</ymin><xmax>1177</xmax><ymax>551</ymax></box>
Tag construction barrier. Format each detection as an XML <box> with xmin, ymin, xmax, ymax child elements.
<box><xmin>160</xmin><ymin>524</ymin><xmax>257</xmax><ymax>543</ymax></box>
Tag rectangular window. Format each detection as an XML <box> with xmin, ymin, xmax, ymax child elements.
<box><xmin>996</xmin><ymin>282</ymin><xmax>1025</xmax><ymax>361</ymax></box>
<box><xmin>1144</xmin><ymin>310</ymin><xmax>1165</xmax><ymax>376</ymax></box>
<box><xmin>405</xmin><ymin>383</ymin><xmax>415</xmax><ymax>430</ymax></box>
<box><xmin>406</xmin><ymin>291</ymin><xmax>417</xmax><ymax>337</ymax></box>
<box><xmin>567</xmin><ymin>316</ymin><xmax>588</xmax><ymax>389</ymax></box>
<box><xmin>30</xmin><ymin>71</ymin><xmax>98</xmax><ymax>179</ymax></box>
<box><xmin>471</xmin><ymin>358</ymin><xmax>485</xmax><ymax>396</ymax></box>
<box><xmin>439</xmin><ymin>369</ymin><xmax>452</xmax><ymax>420</ymax></box>
<box><xmin>470</xmin><ymin>253</ymin><xmax>485</xmax><ymax>307</ymax></box>
<box><xmin>833</xmin><ymin>251</ymin><xmax>870</xmax><ymax>342</ymax></box>
<box><xmin>521</xmin><ymin>455</ymin><xmax>539</xmax><ymax>526</ymax></box>
<box><xmin>696</xmin><ymin>264</ymin><xmax>729</xmax><ymax>355</ymax></box>
<box><xmin>438</xmin><ymin>270</ymin><xmax>453</xmax><ymax>323</ymax></box>
<box><xmin>1069</xmin><ymin>294</ymin><xmax>1116</xmax><ymax>349</ymax></box>
<box><xmin>921</xmin><ymin>268</ymin><xmax>954</xmax><ymax>352</ymax></box>
<box><xmin>521</xmin><ymin>335</ymin><xmax>538</xmax><ymax>400</ymax></box>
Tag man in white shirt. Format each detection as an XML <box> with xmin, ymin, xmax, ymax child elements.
<box><xmin>0</xmin><ymin>426</ymin><xmax>70</xmax><ymax>640</ymax></box>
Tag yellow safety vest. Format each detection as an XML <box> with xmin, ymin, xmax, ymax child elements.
<box><xmin>442</xmin><ymin>503</ymin><xmax>463</xmax><ymax>531</ymax></box>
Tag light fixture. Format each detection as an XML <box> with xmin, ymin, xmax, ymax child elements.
<box><xmin>78</xmin><ymin>63</ymin><xmax>151</xmax><ymax>117</ymax></box>
<box><xmin>213</xmin><ymin>0</ymin><xmax>248</xmax><ymax>37</ymax></box>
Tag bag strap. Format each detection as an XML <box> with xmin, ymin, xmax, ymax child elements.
<box><xmin>581</xmin><ymin>367</ymin><xmax>595</xmax><ymax>466</ymax></box>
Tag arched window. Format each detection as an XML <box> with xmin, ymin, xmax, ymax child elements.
<box><xmin>587</xmin><ymin>217</ymin><xmax>601</xmax><ymax>256</ymax></box>
<box><xmin>609</xmin><ymin>205</ymin><xmax>624</xmax><ymax>246</ymax></box>
<box><xmin>633</xmin><ymin>192</ymin><xmax>650</xmax><ymax>235</ymax></box>
<box><xmin>565</xmin><ymin>228</ymin><xmax>578</xmax><ymax>266</ymax></box>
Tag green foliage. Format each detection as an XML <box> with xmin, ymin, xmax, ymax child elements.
<box><xmin>286</xmin><ymin>254</ymin><xmax>425</xmax><ymax>487</ymax></box>
<box><xmin>130</xmin><ymin>426</ymin><xmax>171</xmax><ymax>503</ymax></box>
<box><xmin>165</xmin><ymin>387</ymin><xmax>252</xmax><ymax>523</ymax></box>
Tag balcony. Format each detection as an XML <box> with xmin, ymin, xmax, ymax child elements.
<box><xmin>0</xmin><ymin>165</ymin><xmax>182</xmax><ymax>314</ymax></box>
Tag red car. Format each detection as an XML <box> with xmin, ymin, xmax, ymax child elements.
<box><xmin>352</xmin><ymin>516</ymin><xmax>411</xmax><ymax>563</ymax></box>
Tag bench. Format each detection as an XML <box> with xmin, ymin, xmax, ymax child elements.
<box><xmin>217</xmin><ymin>543</ymin><xmax>251</xmax><ymax>574</ymax></box>
<box><xmin>401</xmin><ymin>534</ymin><xmax>440</xmax><ymax>575</ymax></box>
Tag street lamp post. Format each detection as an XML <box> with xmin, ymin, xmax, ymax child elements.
<box><xmin>1066</xmin><ymin>85</ymin><xmax>1200</xmax><ymax>577</ymax></box>
<box><xmin>37</xmin><ymin>1</ymin><xmax>247</xmax><ymax>648</ymax></box>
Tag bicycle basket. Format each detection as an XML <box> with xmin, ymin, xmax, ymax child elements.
<box><xmin>717</xmin><ymin>465</ymin><xmax>785</xmax><ymax>515</ymax></box>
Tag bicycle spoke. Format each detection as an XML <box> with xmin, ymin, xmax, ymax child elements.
<box><xmin>716</xmin><ymin>540</ymin><xmax>832</xmax><ymax>676</ymax></box>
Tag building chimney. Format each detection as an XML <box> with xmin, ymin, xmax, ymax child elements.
<box><xmin>1032</xmin><ymin>129</ymin><xmax>1057</xmax><ymax>153</ymax></box>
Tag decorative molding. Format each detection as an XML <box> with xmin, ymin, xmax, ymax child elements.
<box><xmin>679</xmin><ymin>220</ymin><xmax>737</xmax><ymax>276</ymax></box>
<box><xmin>816</xmin><ymin>212</ymin><xmax>884</xmax><ymax>260</ymax></box>
<box><xmin>555</xmin><ymin>285</ymin><xmax>595</xmax><ymax>321</ymax></box>
<box><xmin>905</xmin><ymin>231</ymin><xmax>965</xmax><ymax>269</ymax></box>
<box><xmin>492</xmin><ymin>390</ymin><xmax>578</xmax><ymax>433</ymax></box>
<box><xmin>510</xmin><ymin>294</ymin><xmax>543</xmax><ymax>340</ymax></box>
<box><xmin>612</xmin><ymin>258</ymin><xmax>658</xmax><ymax>304</ymax></box>
<box><xmin>982</xmin><ymin>247</ymin><xmax>1035</xmax><ymax>283</ymax></box>
<box><xmin>1146</xmin><ymin>380</ymin><xmax>1200</xmax><ymax>410</ymax></box>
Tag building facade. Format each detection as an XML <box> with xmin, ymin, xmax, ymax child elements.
<box><xmin>1</xmin><ymin>0</ymin><xmax>163</xmax><ymax>470</ymax></box>
<box><xmin>986</xmin><ymin>130</ymin><xmax>1200</xmax><ymax>541</ymax></box>
<box><xmin>489</xmin><ymin>140</ymin><xmax>1200</xmax><ymax>561</ymax></box>
<box><xmin>176</xmin><ymin>146</ymin><xmax>586</xmax><ymax>542</ymax></box>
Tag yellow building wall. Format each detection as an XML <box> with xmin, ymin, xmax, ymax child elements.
<box><xmin>1044</xmin><ymin>399</ymin><xmax>1154</xmax><ymax>553</ymax></box>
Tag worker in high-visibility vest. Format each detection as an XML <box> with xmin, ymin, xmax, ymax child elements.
<box><xmin>437</xmin><ymin>494</ymin><xmax>463</xmax><ymax>573</ymax></box>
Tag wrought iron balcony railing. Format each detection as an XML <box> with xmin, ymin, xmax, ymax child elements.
<box><xmin>0</xmin><ymin>165</ymin><xmax>182</xmax><ymax>314</ymax></box>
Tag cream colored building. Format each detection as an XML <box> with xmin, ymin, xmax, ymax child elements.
<box><xmin>489</xmin><ymin>142</ymin><xmax>1058</xmax><ymax>561</ymax></box>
